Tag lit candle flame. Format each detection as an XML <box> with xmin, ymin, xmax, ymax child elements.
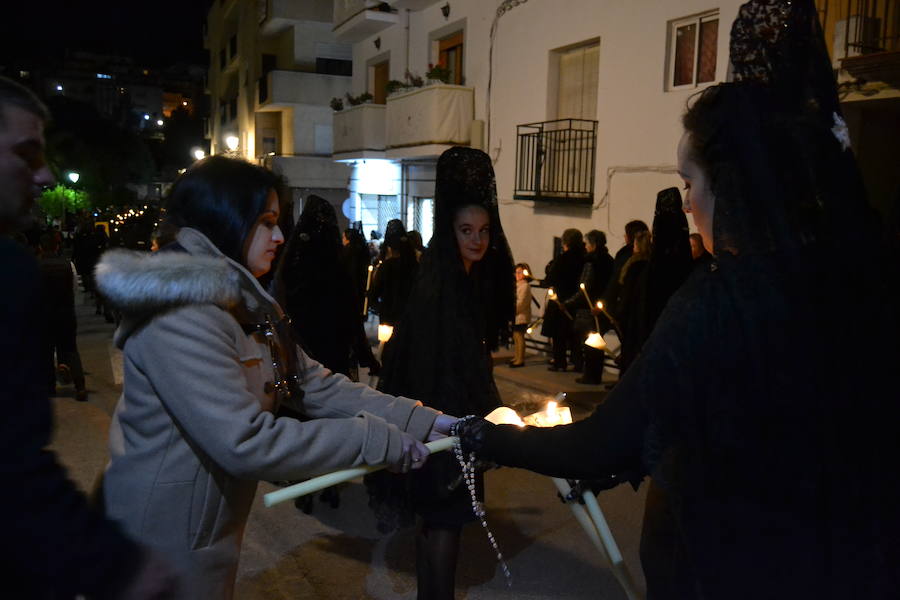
<box><xmin>368</xmin><ymin>265</ymin><xmax>374</xmax><ymax>272</ymax></box>
<box><xmin>523</xmin><ymin>269</ymin><xmax>530</xmax><ymax>277</ymax></box>
<box><xmin>579</xmin><ymin>282</ymin><xmax>586</xmax><ymax>290</ymax></box>
<box><xmin>377</xmin><ymin>324</ymin><xmax>394</xmax><ymax>342</ymax></box>
<box><xmin>596</xmin><ymin>300</ymin><xmax>604</xmax><ymax>310</ymax></box>
<box><xmin>526</xmin><ymin>327</ymin><xmax>533</xmax><ymax>334</ymax></box>
<box><xmin>548</xmin><ymin>287</ymin><xmax>557</xmax><ymax>300</ymax></box>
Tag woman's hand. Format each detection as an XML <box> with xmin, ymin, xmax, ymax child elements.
<box><xmin>428</xmin><ymin>413</ymin><xmax>458</xmax><ymax>441</ymax></box>
<box><xmin>386</xmin><ymin>431</ymin><xmax>430</xmax><ymax>474</ymax></box>
<box><xmin>454</xmin><ymin>416</ymin><xmax>495</xmax><ymax>459</ymax></box>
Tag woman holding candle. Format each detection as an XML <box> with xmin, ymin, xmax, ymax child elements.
<box><xmin>94</xmin><ymin>156</ymin><xmax>456</xmax><ymax>599</ymax></box>
<box><xmin>373</xmin><ymin>146</ymin><xmax>515</xmax><ymax>600</ymax></box>
<box><xmin>455</xmin><ymin>1</ymin><xmax>900</xmax><ymax>597</ymax></box>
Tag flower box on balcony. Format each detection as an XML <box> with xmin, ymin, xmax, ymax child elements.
<box><xmin>385</xmin><ymin>84</ymin><xmax>474</xmax><ymax>151</ymax></box>
<box><xmin>332</xmin><ymin>103</ymin><xmax>386</xmax><ymax>158</ymax></box>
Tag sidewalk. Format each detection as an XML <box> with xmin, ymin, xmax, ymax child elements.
<box><xmin>491</xmin><ymin>346</ymin><xmax>617</xmax><ymax>420</ymax></box>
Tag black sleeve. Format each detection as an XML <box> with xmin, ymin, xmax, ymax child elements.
<box><xmin>480</xmin><ymin>272</ymin><xmax>711</xmax><ymax>483</ymax></box>
<box><xmin>0</xmin><ymin>241</ymin><xmax>141</xmax><ymax>597</ymax></box>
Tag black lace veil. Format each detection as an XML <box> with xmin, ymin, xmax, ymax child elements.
<box><xmin>690</xmin><ymin>0</ymin><xmax>876</xmax><ymax>269</ymax></box>
<box><xmin>377</xmin><ymin>147</ymin><xmax>515</xmax><ymax>417</ymax></box>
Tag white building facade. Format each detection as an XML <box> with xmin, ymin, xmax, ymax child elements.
<box><xmin>206</xmin><ymin>0</ymin><xmax>356</xmax><ymax>224</ymax></box>
<box><xmin>330</xmin><ymin>0</ymin><xmax>900</xmax><ymax>273</ymax></box>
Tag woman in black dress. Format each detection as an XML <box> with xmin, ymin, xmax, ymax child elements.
<box><xmin>375</xmin><ymin>147</ymin><xmax>514</xmax><ymax>599</ymax></box>
<box><xmin>455</xmin><ymin>2</ymin><xmax>899</xmax><ymax>597</ymax></box>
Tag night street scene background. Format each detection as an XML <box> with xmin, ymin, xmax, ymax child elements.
<box><xmin>2</xmin><ymin>0</ymin><xmax>899</xmax><ymax>598</ymax></box>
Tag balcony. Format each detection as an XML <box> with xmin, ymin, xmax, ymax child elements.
<box><xmin>836</xmin><ymin>0</ymin><xmax>900</xmax><ymax>85</ymax></box>
<box><xmin>513</xmin><ymin>119</ymin><xmax>598</xmax><ymax>205</ymax></box>
<box><xmin>260</xmin><ymin>0</ymin><xmax>333</xmax><ymax>36</ymax></box>
<box><xmin>333</xmin><ymin>0</ymin><xmax>398</xmax><ymax>42</ymax></box>
<box><xmin>333</xmin><ymin>103</ymin><xmax>386</xmax><ymax>159</ymax></box>
<box><xmin>387</xmin><ymin>0</ymin><xmax>441</xmax><ymax>10</ymax></box>
<box><xmin>385</xmin><ymin>84</ymin><xmax>473</xmax><ymax>159</ymax></box>
<box><xmin>257</xmin><ymin>70</ymin><xmax>352</xmax><ymax>111</ymax></box>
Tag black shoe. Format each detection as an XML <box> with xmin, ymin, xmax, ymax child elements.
<box><xmin>508</xmin><ymin>362</ymin><xmax>524</xmax><ymax>368</ymax></box>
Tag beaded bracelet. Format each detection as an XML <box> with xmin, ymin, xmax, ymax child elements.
<box><xmin>451</xmin><ymin>415</ymin><xmax>512</xmax><ymax>587</ymax></box>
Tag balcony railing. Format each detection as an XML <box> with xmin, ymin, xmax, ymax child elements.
<box><xmin>838</xmin><ymin>0</ymin><xmax>900</xmax><ymax>84</ymax></box>
<box><xmin>514</xmin><ymin>119</ymin><xmax>598</xmax><ymax>205</ymax></box>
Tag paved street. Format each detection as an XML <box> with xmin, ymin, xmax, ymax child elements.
<box><xmin>48</xmin><ymin>292</ymin><xmax>647</xmax><ymax>599</ymax></box>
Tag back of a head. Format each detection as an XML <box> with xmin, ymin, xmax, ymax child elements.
<box><xmin>561</xmin><ymin>228</ymin><xmax>583</xmax><ymax>250</ymax></box>
<box><xmin>651</xmin><ymin>187</ymin><xmax>689</xmax><ymax>258</ymax></box>
<box><xmin>625</xmin><ymin>220</ymin><xmax>649</xmax><ymax>243</ymax></box>
<box><xmin>164</xmin><ymin>156</ymin><xmax>280</xmax><ymax>263</ymax></box>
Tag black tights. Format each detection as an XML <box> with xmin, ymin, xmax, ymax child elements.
<box><xmin>416</xmin><ymin>523</ymin><xmax>461</xmax><ymax>600</ymax></box>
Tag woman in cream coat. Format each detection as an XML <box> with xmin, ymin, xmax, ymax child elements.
<box><xmin>96</xmin><ymin>156</ymin><xmax>454</xmax><ymax>598</ymax></box>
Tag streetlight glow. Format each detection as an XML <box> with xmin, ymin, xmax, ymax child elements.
<box><xmin>67</xmin><ymin>172</ymin><xmax>80</xmax><ymax>184</ymax></box>
<box><xmin>156</xmin><ymin>119</ymin><xmax>164</xmax><ymax>126</ymax></box>
<box><xmin>191</xmin><ymin>147</ymin><xmax>206</xmax><ymax>161</ymax></box>
<box><xmin>225</xmin><ymin>135</ymin><xmax>239</xmax><ymax>152</ymax></box>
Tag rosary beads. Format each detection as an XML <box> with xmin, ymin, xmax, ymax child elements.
<box><xmin>451</xmin><ymin>416</ymin><xmax>512</xmax><ymax>587</ymax></box>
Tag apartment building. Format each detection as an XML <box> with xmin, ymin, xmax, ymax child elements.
<box><xmin>330</xmin><ymin>0</ymin><xmax>899</xmax><ymax>272</ymax></box>
<box><xmin>206</xmin><ymin>0</ymin><xmax>354</xmax><ymax>222</ymax></box>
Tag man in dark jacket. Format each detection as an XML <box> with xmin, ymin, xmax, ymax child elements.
<box><xmin>0</xmin><ymin>75</ymin><xmax>175</xmax><ymax>598</ymax></box>
<box><xmin>542</xmin><ymin>228</ymin><xmax>585</xmax><ymax>371</ymax></box>
<box><xmin>564</xmin><ymin>230</ymin><xmax>614</xmax><ymax>384</ymax></box>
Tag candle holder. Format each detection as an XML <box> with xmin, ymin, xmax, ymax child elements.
<box><xmin>362</xmin><ymin>264</ymin><xmax>374</xmax><ymax>317</ymax></box>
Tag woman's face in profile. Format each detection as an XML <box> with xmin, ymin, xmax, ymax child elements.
<box><xmin>243</xmin><ymin>189</ymin><xmax>284</xmax><ymax>277</ymax></box>
<box><xmin>677</xmin><ymin>132</ymin><xmax>715</xmax><ymax>254</ymax></box>
<box><xmin>454</xmin><ymin>204</ymin><xmax>490</xmax><ymax>272</ymax></box>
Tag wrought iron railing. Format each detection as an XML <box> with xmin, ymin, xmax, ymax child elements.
<box><xmin>514</xmin><ymin>118</ymin><xmax>598</xmax><ymax>204</ymax></box>
<box><xmin>842</xmin><ymin>0</ymin><xmax>900</xmax><ymax>54</ymax></box>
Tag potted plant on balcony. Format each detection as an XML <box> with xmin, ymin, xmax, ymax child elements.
<box><xmin>345</xmin><ymin>92</ymin><xmax>374</xmax><ymax>106</ymax></box>
<box><xmin>425</xmin><ymin>63</ymin><xmax>452</xmax><ymax>85</ymax></box>
<box><xmin>386</xmin><ymin>79</ymin><xmax>407</xmax><ymax>97</ymax></box>
<box><xmin>404</xmin><ymin>69</ymin><xmax>424</xmax><ymax>88</ymax></box>
<box><xmin>330</xmin><ymin>97</ymin><xmax>344</xmax><ymax>112</ymax></box>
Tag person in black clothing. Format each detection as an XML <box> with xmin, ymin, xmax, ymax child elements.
<box><xmin>454</xmin><ymin>2</ymin><xmax>900</xmax><ymax>597</ymax></box>
<box><xmin>0</xmin><ymin>74</ymin><xmax>176</xmax><ymax>599</ymax></box>
<box><xmin>542</xmin><ymin>228</ymin><xmax>585</xmax><ymax>371</ymax></box>
<box><xmin>563</xmin><ymin>229</ymin><xmax>614</xmax><ymax>384</ymax></box>
<box><xmin>38</xmin><ymin>233</ymin><xmax>88</xmax><ymax>401</ymax></box>
<box><xmin>602</xmin><ymin>219</ymin><xmax>649</xmax><ymax>330</ymax></box>
<box><xmin>369</xmin><ymin>218</ymin><xmax>418</xmax><ymax>328</ymax></box>
<box><xmin>278</xmin><ymin>195</ymin><xmax>377</xmax><ymax>378</ymax></box>
<box><xmin>342</xmin><ymin>226</ymin><xmax>371</xmax><ymax>315</ymax></box>
<box><xmin>373</xmin><ymin>147</ymin><xmax>514</xmax><ymax>600</ymax></box>
<box><xmin>614</xmin><ymin>229</ymin><xmax>651</xmax><ymax>373</ymax></box>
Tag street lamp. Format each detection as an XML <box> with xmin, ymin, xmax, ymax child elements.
<box><xmin>191</xmin><ymin>147</ymin><xmax>206</xmax><ymax>161</ymax></box>
<box><xmin>225</xmin><ymin>135</ymin><xmax>239</xmax><ymax>153</ymax></box>
<box><xmin>67</xmin><ymin>171</ymin><xmax>80</xmax><ymax>184</ymax></box>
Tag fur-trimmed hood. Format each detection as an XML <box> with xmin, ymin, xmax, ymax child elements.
<box><xmin>96</xmin><ymin>227</ymin><xmax>282</xmax><ymax>347</ymax></box>
<box><xmin>96</xmin><ymin>249</ymin><xmax>241</xmax><ymax>315</ymax></box>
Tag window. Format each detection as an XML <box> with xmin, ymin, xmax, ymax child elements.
<box><xmin>554</xmin><ymin>41</ymin><xmax>600</xmax><ymax>120</ymax></box>
<box><xmin>668</xmin><ymin>12</ymin><xmax>719</xmax><ymax>90</ymax></box>
<box><xmin>438</xmin><ymin>32</ymin><xmax>464</xmax><ymax>85</ymax></box>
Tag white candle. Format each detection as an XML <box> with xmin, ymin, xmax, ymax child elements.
<box><xmin>263</xmin><ymin>436</ymin><xmax>457</xmax><ymax>507</ymax></box>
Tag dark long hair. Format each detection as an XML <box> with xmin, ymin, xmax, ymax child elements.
<box><xmin>164</xmin><ymin>156</ymin><xmax>281</xmax><ymax>264</ymax></box>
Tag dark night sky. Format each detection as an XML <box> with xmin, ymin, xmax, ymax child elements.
<box><xmin>2</xmin><ymin>1</ymin><xmax>212</xmax><ymax>68</ymax></box>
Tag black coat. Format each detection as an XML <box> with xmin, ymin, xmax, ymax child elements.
<box><xmin>540</xmin><ymin>247</ymin><xmax>585</xmax><ymax>337</ymax></box>
<box><xmin>479</xmin><ymin>256</ymin><xmax>900</xmax><ymax>599</ymax></box>
<box><xmin>0</xmin><ymin>238</ymin><xmax>141</xmax><ymax>598</ymax></box>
